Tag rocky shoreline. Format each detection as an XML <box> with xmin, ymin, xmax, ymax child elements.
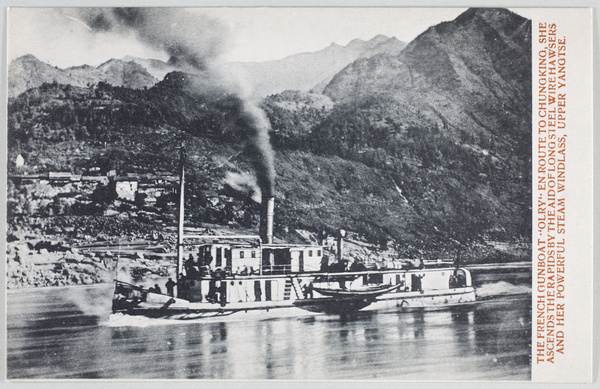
<box><xmin>6</xmin><ymin>241</ymin><xmax>117</xmax><ymax>289</ymax></box>
<box><xmin>6</xmin><ymin>199</ymin><xmax>529</xmax><ymax>290</ymax></box>
<box><xmin>5</xmin><ymin>215</ymin><xmax>177</xmax><ymax>290</ymax></box>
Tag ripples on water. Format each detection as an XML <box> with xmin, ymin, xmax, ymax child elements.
<box><xmin>6</xmin><ymin>283</ymin><xmax>531</xmax><ymax>380</ymax></box>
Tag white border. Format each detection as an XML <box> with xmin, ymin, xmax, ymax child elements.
<box><xmin>1</xmin><ymin>1</ymin><xmax>598</xmax><ymax>388</ymax></box>
<box><xmin>530</xmin><ymin>8</ymin><xmax>593</xmax><ymax>382</ymax></box>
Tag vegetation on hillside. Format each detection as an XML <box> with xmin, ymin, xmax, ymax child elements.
<box><xmin>7</xmin><ymin>8</ymin><xmax>532</xmax><ymax>265</ymax></box>
<box><xmin>7</xmin><ymin>75</ymin><xmax>530</xmax><ymax>263</ymax></box>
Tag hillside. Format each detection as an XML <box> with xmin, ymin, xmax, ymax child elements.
<box><xmin>323</xmin><ymin>8</ymin><xmax>531</xmax><ymax>144</ymax></box>
<box><xmin>122</xmin><ymin>55</ymin><xmax>179</xmax><ymax>80</ymax></box>
<box><xmin>260</xmin><ymin>9</ymin><xmax>532</xmax><ymax>248</ymax></box>
<box><xmin>260</xmin><ymin>91</ymin><xmax>334</xmax><ymax>149</ymax></box>
<box><xmin>312</xmin><ymin>7</ymin><xmax>532</xmax><ymax>243</ymax></box>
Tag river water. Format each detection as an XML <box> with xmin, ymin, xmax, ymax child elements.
<box><xmin>6</xmin><ymin>281</ymin><xmax>531</xmax><ymax>381</ymax></box>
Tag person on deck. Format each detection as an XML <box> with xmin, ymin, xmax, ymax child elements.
<box><xmin>349</xmin><ymin>260</ymin><xmax>367</xmax><ymax>272</ymax></box>
<box><xmin>185</xmin><ymin>255</ymin><xmax>200</xmax><ymax>279</ymax></box>
<box><xmin>302</xmin><ymin>282</ymin><xmax>314</xmax><ymax>299</ymax></box>
<box><xmin>207</xmin><ymin>279</ymin><xmax>218</xmax><ymax>303</ymax></box>
<box><xmin>218</xmin><ymin>281</ymin><xmax>227</xmax><ymax>307</ymax></box>
<box><xmin>320</xmin><ymin>255</ymin><xmax>330</xmax><ymax>272</ymax></box>
<box><xmin>165</xmin><ymin>278</ymin><xmax>176</xmax><ymax>297</ymax></box>
<box><xmin>254</xmin><ymin>280</ymin><xmax>262</xmax><ymax>301</ymax></box>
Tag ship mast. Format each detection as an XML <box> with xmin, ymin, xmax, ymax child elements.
<box><xmin>176</xmin><ymin>147</ymin><xmax>185</xmax><ymax>279</ymax></box>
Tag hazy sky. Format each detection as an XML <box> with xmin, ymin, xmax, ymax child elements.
<box><xmin>7</xmin><ymin>7</ymin><xmax>532</xmax><ymax>67</ymax></box>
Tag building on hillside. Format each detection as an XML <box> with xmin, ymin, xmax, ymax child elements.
<box><xmin>15</xmin><ymin>154</ymin><xmax>24</xmax><ymax>168</ymax></box>
<box><xmin>113</xmin><ymin>177</ymin><xmax>138</xmax><ymax>201</ymax></box>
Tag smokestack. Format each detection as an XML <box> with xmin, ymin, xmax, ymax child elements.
<box><xmin>260</xmin><ymin>197</ymin><xmax>274</xmax><ymax>244</ymax></box>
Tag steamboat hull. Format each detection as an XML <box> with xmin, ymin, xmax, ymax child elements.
<box><xmin>112</xmin><ymin>267</ymin><xmax>477</xmax><ymax>320</ymax></box>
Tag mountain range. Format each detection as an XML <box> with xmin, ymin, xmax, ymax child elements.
<box><xmin>7</xmin><ymin>8</ymin><xmax>532</xmax><ymax>262</ymax></box>
<box><xmin>9</xmin><ymin>35</ymin><xmax>405</xmax><ymax>100</ymax></box>
<box><xmin>8</xmin><ymin>55</ymin><xmax>158</xmax><ymax>98</ymax></box>
<box><xmin>222</xmin><ymin>35</ymin><xmax>406</xmax><ymax>98</ymax></box>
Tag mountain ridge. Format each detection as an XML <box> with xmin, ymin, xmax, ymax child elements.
<box><xmin>8</xmin><ymin>55</ymin><xmax>158</xmax><ymax>98</ymax></box>
<box><xmin>10</xmin><ymin>35</ymin><xmax>407</xmax><ymax>101</ymax></box>
<box><xmin>221</xmin><ymin>35</ymin><xmax>406</xmax><ymax>98</ymax></box>
<box><xmin>323</xmin><ymin>7</ymin><xmax>531</xmax><ymax>143</ymax></box>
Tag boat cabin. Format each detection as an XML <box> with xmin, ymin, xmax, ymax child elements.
<box><xmin>194</xmin><ymin>243</ymin><xmax>261</xmax><ymax>275</ymax></box>
<box><xmin>185</xmin><ymin>240</ymin><xmax>324</xmax><ymax>277</ymax></box>
<box><xmin>261</xmin><ymin>244</ymin><xmax>324</xmax><ymax>273</ymax></box>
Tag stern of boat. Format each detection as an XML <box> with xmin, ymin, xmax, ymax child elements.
<box><xmin>112</xmin><ymin>280</ymin><xmax>146</xmax><ymax>313</ymax></box>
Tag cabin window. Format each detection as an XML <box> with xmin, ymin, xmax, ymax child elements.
<box><xmin>216</xmin><ymin>249</ymin><xmax>222</xmax><ymax>267</ymax></box>
<box><xmin>265</xmin><ymin>280</ymin><xmax>272</xmax><ymax>301</ymax></box>
<box><xmin>317</xmin><ymin>250</ymin><xmax>321</xmax><ymax>256</ymax></box>
<box><xmin>251</xmin><ymin>251</ymin><xmax>256</xmax><ymax>258</ymax></box>
<box><xmin>240</xmin><ymin>251</ymin><xmax>245</xmax><ymax>259</ymax></box>
<box><xmin>254</xmin><ymin>281</ymin><xmax>262</xmax><ymax>301</ymax></box>
<box><xmin>309</xmin><ymin>250</ymin><xmax>313</xmax><ymax>257</ymax></box>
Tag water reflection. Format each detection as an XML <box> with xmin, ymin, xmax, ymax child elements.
<box><xmin>7</xmin><ymin>286</ymin><xmax>531</xmax><ymax>380</ymax></box>
<box><xmin>451</xmin><ymin>310</ymin><xmax>476</xmax><ymax>355</ymax></box>
<box><xmin>412</xmin><ymin>310</ymin><xmax>426</xmax><ymax>339</ymax></box>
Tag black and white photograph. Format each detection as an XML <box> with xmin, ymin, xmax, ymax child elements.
<box><xmin>3</xmin><ymin>5</ymin><xmax>591</xmax><ymax>382</ymax></box>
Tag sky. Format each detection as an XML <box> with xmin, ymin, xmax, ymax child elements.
<box><xmin>5</xmin><ymin>7</ymin><xmax>527</xmax><ymax>68</ymax></box>
<box><xmin>7</xmin><ymin>7</ymin><xmax>535</xmax><ymax>68</ymax></box>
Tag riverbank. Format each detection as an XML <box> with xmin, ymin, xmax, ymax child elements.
<box><xmin>6</xmin><ymin>213</ymin><xmax>530</xmax><ymax>290</ymax></box>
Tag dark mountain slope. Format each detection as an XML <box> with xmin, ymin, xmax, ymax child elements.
<box><xmin>266</xmin><ymin>8</ymin><xmax>532</xmax><ymax>248</ymax></box>
<box><xmin>323</xmin><ymin>8</ymin><xmax>531</xmax><ymax>145</ymax></box>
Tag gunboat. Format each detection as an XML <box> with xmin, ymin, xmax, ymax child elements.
<box><xmin>112</xmin><ymin>152</ymin><xmax>476</xmax><ymax>319</ymax></box>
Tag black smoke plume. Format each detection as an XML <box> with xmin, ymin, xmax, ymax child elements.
<box><xmin>66</xmin><ymin>8</ymin><xmax>276</xmax><ymax>198</ymax></box>
<box><xmin>68</xmin><ymin>8</ymin><xmax>228</xmax><ymax>70</ymax></box>
<box><xmin>233</xmin><ymin>100</ymin><xmax>275</xmax><ymax>198</ymax></box>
